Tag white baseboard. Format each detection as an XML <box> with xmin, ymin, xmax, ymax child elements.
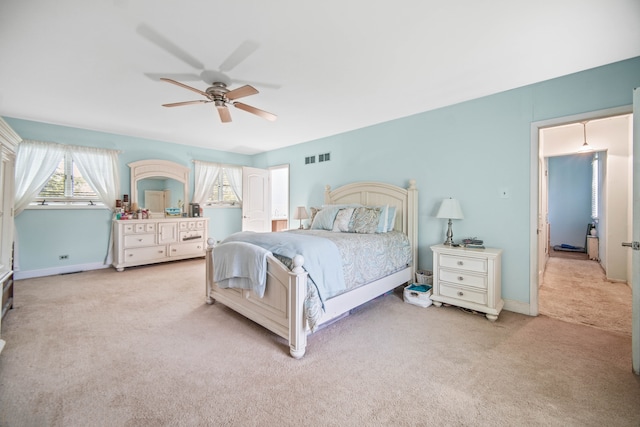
<box><xmin>14</xmin><ymin>262</ymin><xmax>111</xmax><ymax>280</ymax></box>
<box><xmin>503</xmin><ymin>298</ymin><xmax>532</xmax><ymax>316</ymax></box>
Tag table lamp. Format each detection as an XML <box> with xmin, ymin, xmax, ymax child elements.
<box><xmin>436</xmin><ymin>198</ymin><xmax>464</xmax><ymax>245</ymax></box>
<box><xmin>293</xmin><ymin>206</ymin><xmax>309</xmax><ymax>229</ymax></box>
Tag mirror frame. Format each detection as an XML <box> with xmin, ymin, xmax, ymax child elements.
<box><xmin>129</xmin><ymin>159</ymin><xmax>189</xmax><ymax>214</ymax></box>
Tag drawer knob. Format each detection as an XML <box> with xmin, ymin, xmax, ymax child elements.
<box><xmin>457</xmin><ymin>261</ymin><xmax>464</xmax><ymax>266</ymax></box>
<box><xmin>458</xmin><ymin>276</ymin><xmax>464</xmax><ymax>281</ymax></box>
<box><xmin>457</xmin><ymin>291</ymin><xmax>464</xmax><ymax>297</ymax></box>
<box><xmin>138</xmin><ymin>238</ymin><xmax>143</xmax><ymax>242</ymax></box>
<box><xmin>128</xmin><ymin>254</ymin><xmax>133</xmax><ymax>257</ymax></box>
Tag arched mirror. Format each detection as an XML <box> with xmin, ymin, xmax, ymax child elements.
<box><xmin>129</xmin><ymin>159</ymin><xmax>189</xmax><ymax>218</ymax></box>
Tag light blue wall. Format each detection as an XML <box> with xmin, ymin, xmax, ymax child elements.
<box><xmin>548</xmin><ymin>154</ymin><xmax>593</xmax><ymax>248</ymax></box>
<box><xmin>255</xmin><ymin>56</ymin><xmax>640</xmax><ymax>304</ymax></box>
<box><xmin>7</xmin><ymin>118</ymin><xmax>251</xmax><ymax>273</ymax></box>
<box><xmin>6</xmin><ymin>56</ymin><xmax>640</xmax><ymax>306</ymax></box>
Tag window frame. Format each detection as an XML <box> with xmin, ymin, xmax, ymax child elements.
<box><xmin>203</xmin><ymin>167</ymin><xmax>242</xmax><ymax>207</ymax></box>
<box><xmin>29</xmin><ymin>153</ymin><xmax>104</xmax><ymax>209</ymax></box>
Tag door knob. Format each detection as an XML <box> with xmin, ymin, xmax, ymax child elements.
<box><xmin>622</xmin><ymin>241</ymin><xmax>640</xmax><ymax>250</ymax></box>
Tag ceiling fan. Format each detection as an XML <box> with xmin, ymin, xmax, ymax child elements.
<box><xmin>160</xmin><ymin>78</ymin><xmax>277</xmax><ymax>123</ymax></box>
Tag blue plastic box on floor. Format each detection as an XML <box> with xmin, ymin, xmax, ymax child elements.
<box><xmin>403</xmin><ymin>283</ymin><xmax>433</xmax><ymax>307</ymax></box>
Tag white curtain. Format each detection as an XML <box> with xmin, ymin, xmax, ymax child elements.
<box><xmin>225</xmin><ymin>166</ymin><xmax>243</xmax><ymax>203</ymax></box>
<box><xmin>14</xmin><ymin>140</ymin><xmax>66</xmax><ymax>216</ymax></box>
<box><xmin>70</xmin><ymin>145</ymin><xmax>120</xmax><ymax>265</ymax></box>
<box><xmin>71</xmin><ymin>145</ymin><xmax>120</xmax><ymax>210</ymax></box>
<box><xmin>192</xmin><ymin>160</ymin><xmax>221</xmax><ymax>204</ymax></box>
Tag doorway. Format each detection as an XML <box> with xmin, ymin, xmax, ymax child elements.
<box><xmin>531</xmin><ymin>110</ymin><xmax>633</xmax><ymax>335</ymax></box>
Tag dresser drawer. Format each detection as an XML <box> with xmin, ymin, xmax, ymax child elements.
<box><xmin>124</xmin><ymin>233</ymin><xmax>156</xmax><ymax>247</ymax></box>
<box><xmin>179</xmin><ymin>230</ymin><xmax>204</xmax><ymax>242</ymax></box>
<box><xmin>124</xmin><ymin>246</ymin><xmax>166</xmax><ymax>262</ymax></box>
<box><xmin>439</xmin><ymin>269</ymin><xmax>487</xmax><ymax>290</ymax></box>
<box><xmin>439</xmin><ymin>283</ymin><xmax>487</xmax><ymax>305</ymax></box>
<box><xmin>439</xmin><ymin>254</ymin><xmax>487</xmax><ymax>273</ymax></box>
<box><xmin>123</xmin><ymin>223</ymin><xmax>156</xmax><ymax>234</ymax></box>
<box><xmin>169</xmin><ymin>241</ymin><xmax>205</xmax><ymax>257</ymax></box>
<box><xmin>179</xmin><ymin>220</ymin><xmax>206</xmax><ymax>231</ymax></box>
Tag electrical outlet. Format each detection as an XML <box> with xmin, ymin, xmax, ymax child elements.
<box><xmin>59</xmin><ymin>255</ymin><xmax>69</xmax><ymax>260</ymax></box>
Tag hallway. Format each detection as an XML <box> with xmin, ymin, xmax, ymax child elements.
<box><xmin>539</xmin><ymin>257</ymin><xmax>632</xmax><ymax>335</ymax></box>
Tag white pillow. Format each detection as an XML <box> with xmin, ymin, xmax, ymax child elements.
<box><xmin>375</xmin><ymin>205</ymin><xmax>389</xmax><ymax>233</ymax></box>
<box><xmin>386</xmin><ymin>206</ymin><xmax>397</xmax><ymax>231</ymax></box>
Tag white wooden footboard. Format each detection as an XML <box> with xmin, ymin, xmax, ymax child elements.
<box><xmin>206</xmin><ymin>238</ymin><xmax>310</xmax><ymax>358</ymax></box>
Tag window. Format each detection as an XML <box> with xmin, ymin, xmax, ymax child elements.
<box><xmin>38</xmin><ymin>154</ymin><xmax>98</xmax><ymax>202</ymax></box>
<box><xmin>205</xmin><ymin>167</ymin><xmax>241</xmax><ymax>206</ymax></box>
<box><xmin>591</xmin><ymin>153</ymin><xmax>599</xmax><ymax>220</ymax></box>
<box><xmin>15</xmin><ymin>140</ymin><xmax>119</xmax><ymax>213</ymax></box>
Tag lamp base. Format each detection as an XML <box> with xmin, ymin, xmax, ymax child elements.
<box><xmin>443</xmin><ymin>219</ymin><xmax>454</xmax><ymax>246</ymax></box>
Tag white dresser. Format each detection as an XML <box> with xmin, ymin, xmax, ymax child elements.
<box><xmin>113</xmin><ymin>217</ymin><xmax>209</xmax><ymax>271</ymax></box>
<box><xmin>430</xmin><ymin>244</ymin><xmax>503</xmax><ymax>321</ymax></box>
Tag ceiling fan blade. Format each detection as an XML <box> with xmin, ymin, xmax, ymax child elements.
<box><xmin>162</xmin><ymin>100</ymin><xmax>208</xmax><ymax>107</ymax></box>
<box><xmin>136</xmin><ymin>23</ymin><xmax>204</xmax><ymax>70</ymax></box>
<box><xmin>217</xmin><ymin>106</ymin><xmax>232</xmax><ymax>123</ymax></box>
<box><xmin>233</xmin><ymin>102</ymin><xmax>277</xmax><ymax>122</ymax></box>
<box><xmin>160</xmin><ymin>78</ymin><xmax>209</xmax><ymax>97</ymax></box>
<box><xmin>219</xmin><ymin>40</ymin><xmax>260</xmax><ymax>72</ymax></box>
<box><xmin>226</xmin><ymin>85</ymin><xmax>258</xmax><ymax>101</ymax></box>
<box><xmin>145</xmin><ymin>73</ymin><xmax>200</xmax><ymax>82</ymax></box>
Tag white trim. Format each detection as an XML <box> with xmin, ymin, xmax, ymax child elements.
<box><xmin>529</xmin><ymin>105</ymin><xmax>632</xmax><ymax>317</ymax></box>
<box><xmin>14</xmin><ymin>262</ymin><xmax>110</xmax><ymax>280</ymax></box>
<box><xmin>503</xmin><ymin>298</ymin><xmax>530</xmax><ymax>315</ymax></box>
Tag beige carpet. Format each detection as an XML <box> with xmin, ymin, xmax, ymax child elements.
<box><xmin>1</xmin><ymin>259</ymin><xmax>639</xmax><ymax>426</ymax></box>
<box><xmin>540</xmin><ymin>257</ymin><xmax>632</xmax><ymax>335</ymax></box>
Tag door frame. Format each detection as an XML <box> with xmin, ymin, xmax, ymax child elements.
<box><xmin>529</xmin><ymin>105</ymin><xmax>632</xmax><ymax>316</ymax></box>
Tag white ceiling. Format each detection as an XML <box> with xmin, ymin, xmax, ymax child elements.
<box><xmin>1</xmin><ymin>1</ymin><xmax>639</xmax><ymax>155</ymax></box>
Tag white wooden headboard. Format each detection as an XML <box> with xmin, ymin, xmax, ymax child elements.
<box><xmin>324</xmin><ymin>180</ymin><xmax>418</xmax><ymax>277</ymax></box>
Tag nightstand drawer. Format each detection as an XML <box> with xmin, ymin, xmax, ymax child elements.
<box><xmin>439</xmin><ymin>269</ymin><xmax>487</xmax><ymax>289</ymax></box>
<box><xmin>439</xmin><ymin>283</ymin><xmax>487</xmax><ymax>305</ymax></box>
<box><xmin>439</xmin><ymin>254</ymin><xmax>487</xmax><ymax>273</ymax></box>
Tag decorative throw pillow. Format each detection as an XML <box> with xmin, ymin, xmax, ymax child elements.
<box><xmin>311</xmin><ymin>206</ymin><xmax>341</xmax><ymax>230</ymax></box>
<box><xmin>350</xmin><ymin>206</ymin><xmax>382</xmax><ymax>234</ymax></box>
<box><xmin>332</xmin><ymin>207</ymin><xmax>355</xmax><ymax>232</ymax></box>
<box><xmin>309</xmin><ymin>207</ymin><xmax>322</xmax><ymax>225</ymax></box>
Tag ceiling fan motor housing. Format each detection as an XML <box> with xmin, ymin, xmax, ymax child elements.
<box><xmin>206</xmin><ymin>82</ymin><xmax>229</xmax><ymax>104</ymax></box>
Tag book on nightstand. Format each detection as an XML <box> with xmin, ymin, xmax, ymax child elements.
<box><xmin>462</xmin><ymin>238</ymin><xmax>485</xmax><ymax>249</ymax></box>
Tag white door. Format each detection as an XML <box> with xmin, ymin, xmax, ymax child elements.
<box><xmin>627</xmin><ymin>88</ymin><xmax>640</xmax><ymax>375</ymax></box>
<box><xmin>242</xmin><ymin>166</ymin><xmax>271</xmax><ymax>232</ymax></box>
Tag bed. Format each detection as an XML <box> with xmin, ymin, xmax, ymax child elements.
<box><xmin>205</xmin><ymin>180</ymin><xmax>418</xmax><ymax>358</ymax></box>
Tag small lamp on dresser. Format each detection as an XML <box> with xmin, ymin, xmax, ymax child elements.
<box><xmin>436</xmin><ymin>198</ymin><xmax>464</xmax><ymax>245</ymax></box>
<box><xmin>293</xmin><ymin>206</ymin><xmax>309</xmax><ymax>229</ymax></box>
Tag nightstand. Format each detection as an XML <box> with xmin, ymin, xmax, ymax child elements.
<box><xmin>430</xmin><ymin>244</ymin><xmax>503</xmax><ymax>321</ymax></box>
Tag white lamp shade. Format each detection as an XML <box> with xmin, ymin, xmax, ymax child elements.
<box><xmin>293</xmin><ymin>206</ymin><xmax>309</xmax><ymax>220</ymax></box>
<box><xmin>436</xmin><ymin>198</ymin><xmax>464</xmax><ymax>220</ymax></box>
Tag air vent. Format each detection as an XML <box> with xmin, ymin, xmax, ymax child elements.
<box><xmin>318</xmin><ymin>152</ymin><xmax>331</xmax><ymax>162</ymax></box>
<box><xmin>305</xmin><ymin>155</ymin><xmax>316</xmax><ymax>165</ymax></box>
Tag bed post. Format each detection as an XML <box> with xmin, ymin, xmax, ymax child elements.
<box><xmin>324</xmin><ymin>185</ymin><xmax>332</xmax><ymax>204</ymax></box>
<box><xmin>288</xmin><ymin>255</ymin><xmax>307</xmax><ymax>359</ymax></box>
<box><xmin>407</xmin><ymin>179</ymin><xmax>418</xmax><ymax>280</ymax></box>
<box><xmin>205</xmin><ymin>238</ymin><xmax>215</xmax><ymax>305</ymax></box>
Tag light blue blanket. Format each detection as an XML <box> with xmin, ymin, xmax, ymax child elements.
<box><xmin>213</xmin><ymin>241</ymin><xmax>272</xmax><ymax>298</ymax></box>
<box><xmin>222</xmin><ymin>231</ymin><xmax>345</xmax><ymax>303</ymax></box>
